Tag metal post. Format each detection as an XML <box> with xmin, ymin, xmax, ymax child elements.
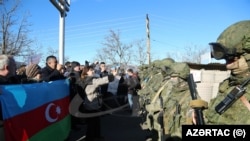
<box><xmin>59</xmin><ymin>8</ymin><xmax>65</xmax><ymax>64</ymax></box>
<box><xmin>50</xmin><ymin>0</ymin><xmax>70</xmax><ymax>64</ymax></box>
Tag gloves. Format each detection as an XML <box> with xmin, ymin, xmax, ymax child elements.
<box><xmin>189</xmin><ymin>99</ymin><xmax>208</xmax><ymax>109</ymax></box>
<box><xmin>230</xmin><ymin>56</ymin><xmax>249</xmax><ymax>75</ymax></box>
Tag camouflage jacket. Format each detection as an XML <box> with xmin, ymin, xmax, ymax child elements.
<box><xmin>204</xmin><ymin>77</ymin><xmax>250</xmax><ymax>124</ymax></box>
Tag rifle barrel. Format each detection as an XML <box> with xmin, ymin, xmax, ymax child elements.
<box><xmin>187</xmin><ymin>73</ymin><xmax>205</xmax><ymax>125</ymax></box>
<box><xmin>188</xmin><ymin>74</ymin><xmax>197</xmax><ymax>100</ymax></box>
<box><xmin>195</xmin><ymin>109</ymin><xmax>205</xmax><ymax>125</ymax></box>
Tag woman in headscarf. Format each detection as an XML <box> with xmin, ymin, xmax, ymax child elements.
<box><xmin>21</xmin><ymin>63</ymin><xmax>42</xmax><ymax>83</ymax></box>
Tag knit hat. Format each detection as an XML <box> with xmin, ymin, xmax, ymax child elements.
<box><xmin>26</xmin><ymin>64</ymin><xmax>41</xmax><ymax>78</ymax></box>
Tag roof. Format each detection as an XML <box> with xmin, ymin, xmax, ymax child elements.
<box><xmin>187</xmin><ymin>63</ymin><xmax>227</xmax><ymax>71</ymax></box>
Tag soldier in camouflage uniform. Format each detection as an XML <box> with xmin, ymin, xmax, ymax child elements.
<box><xmin>138</xmin><ymin>58</ymin><xmax>175</xmax><ymax>105</ymax></box>
<box><xmin>202</xmin><ymin>20</ymin><xmax>250</xmax><ymax>124</ymax></box>
<box><xmin>138</xmin><ymin>59</ymin><xmax>204</xmax><ymax>141</ymax></box>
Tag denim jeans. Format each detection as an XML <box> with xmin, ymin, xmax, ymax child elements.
<box><xmin>127</xmin><ymin>93</ymin><xmax>133</xmax><ymax>109</ymax></box>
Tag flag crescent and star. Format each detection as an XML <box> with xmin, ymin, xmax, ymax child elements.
<box><xmin>45</xmin><ymin>103</ymin><xmax>61</xmax><ymax>123</ymax></box>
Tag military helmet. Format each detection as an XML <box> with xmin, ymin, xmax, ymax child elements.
<box><xmin>210</xmin><ymin>20</ymin><xmax>250</xmax><ymax>60</ymax></box>
<box><xmin>152</xmin><ymin>58</ymin><xmax>175</xmax><ymax>69</ymax></box>
<box><xmin>170</xmin><ymin>62</ymin><xmax>190</xmax><ymax>79</ymax></box>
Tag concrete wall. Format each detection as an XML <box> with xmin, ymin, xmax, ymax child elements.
<box><xmin>191</xmin><ymin>69</ymin><xmax>231</xmax><ymax>103</ymax></box>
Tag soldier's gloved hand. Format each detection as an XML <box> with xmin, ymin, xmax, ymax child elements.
<box><xmin>229</xmin><ymin>56</ymin><xmax>249</xmax><ymax>75</ymax></box>
<box><xmin>189</xmin><ymin>99</ymin><xmax>208</xmax><ymax>125</ymax></box>
<box><xmin>189</xmin><ymin>99</ymin><xmax>208</xmax><ymax>109</ymax></box>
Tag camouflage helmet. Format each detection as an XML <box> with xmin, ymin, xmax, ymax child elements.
<box><xmin>152</xmin><ymin>58</ymin><xmax>175</xmax><ymax>69</ymax></box>
<box><xmin>161</xmin><ymin>58</ymin><xmax>175</xmax><ymax>66</ymax></box>
<box><xmin>151</xmin><ymin>59</ymin><xmax>162</xmax><ymax>68</ymax></box>
<box><xmin>210</xmin><ymin>20</ymin><xmax>250</xmax><ymax>60</ymax></box>
<box><xmin>170</xmin><ymin>62</ymin><xmax>190</xmax><ymax>79</ymax></box>
<box><xmin>152</xmin><ymin>58</ymin><xmax>175</xmax><ymax>77</ymax></box>
<box><xmin>138</xmin><ymin>64</ymin><xmax>149</xmax><ymax>71</ymax></box>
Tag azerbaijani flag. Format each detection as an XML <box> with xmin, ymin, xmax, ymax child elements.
<box><xmin>0</xmin><ymin>79</ymin><xmax>71</xmax><ymax>141</ymax></box>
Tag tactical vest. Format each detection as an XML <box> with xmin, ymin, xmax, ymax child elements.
<box><xmin>162</xmin><ymin>78</ymin><xmax>192</xmax><ymax>137</ymax></box>
<box><xmin>141</xmin><ymin>77</ymin><xmax>193</xmax><ymax>138</ymax></box>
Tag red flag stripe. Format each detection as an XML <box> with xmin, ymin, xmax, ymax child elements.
<box><xmin>4</xmin><ymin>96</ymin><xmax>70</xmax><ymax>141</ymax></box>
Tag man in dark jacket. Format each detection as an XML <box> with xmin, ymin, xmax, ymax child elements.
<box><xmin>69</xmin><ymin>61</ymin><xmax>81</xmax><ymax>81</ymax></box>
<box><xmin>125</xmin><ymin>68</ymin><xmax>140</xmax><ymax>113</ymax></box>
<box><xmin>41</xmin><ymin>55</ymin><xmax>65</xmax><ymax>82</ymax></box>
<box><xmin>67</xmin><ymin>61</ymin><xmax>83</xmax><ymax>130</ymax></box>
<box><xmin>98</xmin><ymin>62</ymin><xmax>109</xmax><ymax>97</ymax></box>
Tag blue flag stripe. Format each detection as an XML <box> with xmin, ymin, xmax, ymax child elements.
<box><xmin>0</xmin><ymin>79</ymin><xmax>70</xmax><ymax>119</ymax></box>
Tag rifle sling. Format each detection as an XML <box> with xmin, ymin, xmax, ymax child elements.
<box><xmin>240</xmin><ymin>95</ymin><xmax>250</xmax><ymax>111</ymax></box>
<box><xmin>151</xmin><ymin>81</ymin><xmax>170</xmax><ymax>103</ymax></box>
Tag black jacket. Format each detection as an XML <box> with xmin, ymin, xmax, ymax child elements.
<box><xmin>99</xmin><ymin>70</ymin><xmax>109</xmax><ymax>95</ymax></box>
<box><xmin>41</xmin><ymin>65</ymin><xmax>65</xmax><ymax>82</ymax></box>
<box><xmin>0</xmin><ymin>75</ymin><xmax>21</xmax><ymax>85</ymax></box>
<box><xmin>126</xmin><ymin>75</ymin><xmax>140</xmax><ymax>95</ymax></box>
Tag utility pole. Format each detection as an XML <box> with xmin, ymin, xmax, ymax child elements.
<box><xmin>146</xmin><ymin>14</ymin><xmax>151</xmax><ymax>65</ymax></box>
<box><xmin>50</xmin><ymin>0</ymin><xmax>70</xmax><ymax>64</ymax></box>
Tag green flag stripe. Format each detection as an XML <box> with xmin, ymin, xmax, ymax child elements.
<box><xmin>29</xmin><ymin>115</ymin><xmax>71</xmax><ymax>141</ymax></box>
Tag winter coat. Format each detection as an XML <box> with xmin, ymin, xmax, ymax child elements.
<box><xmin>41</xmin><ymin>65</ymin><xmax>65</xmax><ymax>82</ymax></box>
<box><xmin>78</xmin><ymin>76</ymin><xmax>109</xmax><ymax>111</ymax></box>
<box><xmin>126</xmin><ymin>75</ymin><xmax>140</xmax><ymax>95</ymax></box>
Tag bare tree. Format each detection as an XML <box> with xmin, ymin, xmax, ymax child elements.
<box><xmin>166</xmin><ymin>45</ymin><xmax>208</xmax><ymax>64</ymax></box>
<box><xmin>181</xmin><ymin>45</ymin><xmax>208</xmax><ymax>63</ymax></box>
<box><xmin>97</xmin><ymin>30</ymin><xmax>133</xmax><ymax>66</ymax></box>
<box><xmin>133</xmin><ymin>39</ymin><xmax>147</xmax><ymax>65</ymax></box>
<box><xmin>47</xmin><ymin>46</ymin><xmax>58</xmax><ymax>57</ymax></box>
<box><xmin>0</xmin><ymin>0</ymin><xmax>33</xmax><ymax>57</ymax></box>
<box><xmin>40</xmin><ymin>46</ymin><xmax>69</xmax><ymax>66</ymax></box>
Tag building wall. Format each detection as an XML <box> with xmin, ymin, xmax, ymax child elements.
<box><xmin>191</xmin><ymin>69</ymin><xmax>231</xmax><ymax>103</ymax></box>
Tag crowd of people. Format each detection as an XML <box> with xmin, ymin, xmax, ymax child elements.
<box><xmin>0</xmin><ymin>54</ymin><xmax>142</xmax><ymax>141</ymax></box>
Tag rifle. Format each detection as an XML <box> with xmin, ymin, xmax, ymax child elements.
<box><xmin>173</xmin><ymin>103</ymin><xmax>181</xmax><ymax>129</ymax></box>
<box><xmin>187</xmin><ymin>73</ymin><xmax>205</xmax><ymax>125</ymax></box>
<box><xmin>175</xmin><ymin>103</ymin><xmax>181</xmax><ymax>115</ymax></box>
<box><xmin>158</xmin><ymin>95</ymin><xmax>165</xmax><ymax>141</ymax></box>
<box><xmin>215</xmin><ymin>77</ymin><xmax>250</xmax><ymax>115</ymax></box>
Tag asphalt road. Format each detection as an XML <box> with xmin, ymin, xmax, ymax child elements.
<box><xmin>67</xmin><ymin>94</ymin><xmax>151</xmax><ymax>141</ymax></box>
<box><xmin>101</xmin><ymin>113</ymin><xmax>149</xmax><ymax>141</ymax></box>
<box><xmin>68</xmin><ymin>110</ymin><xmax>150</xmax><ymax>141</ymax></box>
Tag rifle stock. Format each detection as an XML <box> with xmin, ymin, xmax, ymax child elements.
<box><xmin>187</xmin><ymin>73</ymin><xmax>205</xmax><ymax>125</ymax></box>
